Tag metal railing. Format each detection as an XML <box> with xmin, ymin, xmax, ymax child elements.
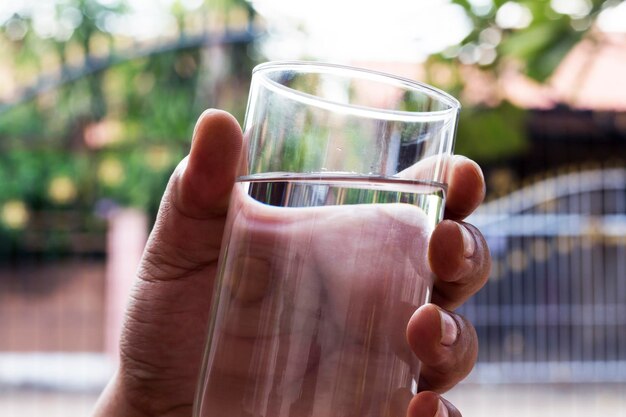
<box><xmin>462</xmin><ymin>167</ymin><xmax>626</xmax><ymax>383</ymax></box>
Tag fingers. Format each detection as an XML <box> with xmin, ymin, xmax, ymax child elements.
<box><xmin>407</xmin><ymin>304</ymin><xmax>477</xmax><ymax>393</ymax></box>
<box><xmin>386</xmin><ymin>389</ymin><xmax>460</xmax><ymax>417</ymax></box>
<box><xmin>180</xmin><ymin>109</ymin><xmax>243</xmax><ymax>218</ymax></box>
<box><xmin>139</xmin><ymin>109</ymin><xmax>243</xmax><ymax>282</ymax></box>
<box><xmin>116</xmin><ymin>110</ymin><xmax>244</xmax><ymax>411</ymax></box>
<box><xmin>444</xmin><ymin>156</ymin><xmax>485</xmax><ymax>221</ymax></box>
<box><xmin>429</xmin><ymin>220</ymin><xmax>491</xmax><ymax>310</ymax></box>
<box><xmin>407</xmin><ymin>391</ymin><xmax>461</xmax><ymax>417</ymax></box>
<box><xmin>398</xmin><ymin>155</ymin><xmax>485</xmax><ymax>221</ymax></box>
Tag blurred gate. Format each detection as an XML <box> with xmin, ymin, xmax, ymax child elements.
<box><xmin>461</xmin><ymin>166</ymin><xmax>626</xmax><ymax>383</ymax></box>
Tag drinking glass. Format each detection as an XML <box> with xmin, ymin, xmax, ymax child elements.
<box><xmin>193</xmin><ymin>62</ymin><xmax>460</xmax><ymax>417</ymax></box>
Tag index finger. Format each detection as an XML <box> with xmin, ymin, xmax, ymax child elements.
<box><xmin>444</xmin><ymin>155</ymin><xmax>485</xmax><ymax>221</ymax></box>
<box><xmin>397</xmin><ymin>154</ymin><xmax>485</xmax><ymax>220</ymax></box>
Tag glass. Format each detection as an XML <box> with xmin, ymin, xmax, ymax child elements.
<box><xmin>193</xmin><ymin>62</ymin><xmax>460</xmax><ymax>417</ymax></box>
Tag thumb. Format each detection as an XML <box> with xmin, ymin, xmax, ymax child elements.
<box><xmin>140</xmin><ymin>109</ymin><xmax>243</xmax><ymax>282</ymax></box>
<box><xmin>112</xmin><ymin>110</ymin><xmax>243</xmax><ymax>415</ymax></box>
<box><xmin>179</xmin><ymin>109</ymin><xmax>242</xmax><ymax>219</ymax></box>
<box><xmin>181</xmin><ymin>109</ymin><xmax>243</xmax><ymax>217</ymax></box>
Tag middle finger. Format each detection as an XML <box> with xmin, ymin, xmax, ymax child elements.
<box><xmin>429</xmin><ymin>220</ymin><xmax>491</xmax><ymax>310</ymax></box>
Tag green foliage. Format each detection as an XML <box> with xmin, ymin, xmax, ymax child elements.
<box><xmin>455</xmin><ymin>102</ymin><xmax>528</xmax><ymax>161</ymax></box>
<box><xmin>433</xmin><ymin>0</ymin><xmax>616</xmax><ymax>162</ymax></box>
<box><xmin>449</xmin><ymin>0</ymin><xmax>609</xmax><ymax>82</ymax></box>
<box><xmin>0</xmin><ymin>102</ymin><xmax>46</xmax><ymax>143</ymax></box>
<box><xmin>0</xmin><ymin>0</ymin><xmax>256</xmax><ymax>257</ymax></box>
<box><xmin>500</xmin><ymin>19</ymin><xmax>583</xmax><ymax>81</ymax></box>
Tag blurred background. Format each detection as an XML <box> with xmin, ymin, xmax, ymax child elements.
<box><xmin>0</xmin><ymin>0</ymin><xmax>624</xmax><ymax>416</ymax></box>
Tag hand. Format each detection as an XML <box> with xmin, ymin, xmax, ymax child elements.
<box><xmin>92</xmin><ymin>110</ymin><xmax>490</xmax><ymax>417</ymax></box>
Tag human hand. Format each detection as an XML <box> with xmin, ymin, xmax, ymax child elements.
<box><xmin>92</xmin><ymin>110</ymin><xmax>490</xmax><ymax>417</ymax></box>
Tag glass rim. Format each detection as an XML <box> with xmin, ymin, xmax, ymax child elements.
<box><xmin>252</xmin><ymin>61</ymin><xmax>461</xmax><ymax>123</ymax></box>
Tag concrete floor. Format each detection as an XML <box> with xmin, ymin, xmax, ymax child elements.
<box><xmin>1</xmin><ymin>383</ymin><xmax>625</xmax><ymax>417</ymax></box>
<box><xmin>447</xmin><ymin>383</ymin><xmax>626</xmax><ymax>417</ymax></box>
<box><xmin>0</xmin><ymin>391</ymin><xmax>99</xmax><ymax>417</ymax></box>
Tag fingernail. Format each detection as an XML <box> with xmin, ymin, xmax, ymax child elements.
<box><xmin>459</xmin><ymin>224</ymin><xmax>475</xmax><ymax>258</ymax></box>
<box><xmin>435</xmin><ymin>399</ymin><xmax>449</xmax><ymax>417</ymax></box>
<box><xmin>439</xmin><ymin>309</ymin><xmax>458</xmax><ymax>346</ymax></box>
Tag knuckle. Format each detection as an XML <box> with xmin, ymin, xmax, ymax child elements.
<box><xmin>139</xmin><ymin>243</ymin><xmax>214</xmax><ymax>283</ymax></box>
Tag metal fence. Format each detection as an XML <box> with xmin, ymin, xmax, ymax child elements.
<box><xmin>462</xmin><ymin>166</ymin><xmax>626</xmax><ymax>383</ymax></box>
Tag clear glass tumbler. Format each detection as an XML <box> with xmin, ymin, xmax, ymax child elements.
<box><xmin>193</xmin><ymin>62</ymin><xmax>460</xmax><ymax>417</ymax></box>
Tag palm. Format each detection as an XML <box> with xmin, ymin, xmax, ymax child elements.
<box><xmin>196</xmin><ymin>188</ymin><xmax>433</xmax><ymax>416</ymax></box>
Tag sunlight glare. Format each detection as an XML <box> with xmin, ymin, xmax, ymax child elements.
<box><xmin>598</xmin><ymin>1</ymin><xmax>626</xmax><ymax>33</ymax></box>
<box><xmin>251</xmin><ymin>0</ymin><xmax>473</xmax><ymax>62</ymax></box>
<box><xmin>495</xmin><ymin>2</ymin><xmax>533</xmax><ymax>30</ymax></box>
